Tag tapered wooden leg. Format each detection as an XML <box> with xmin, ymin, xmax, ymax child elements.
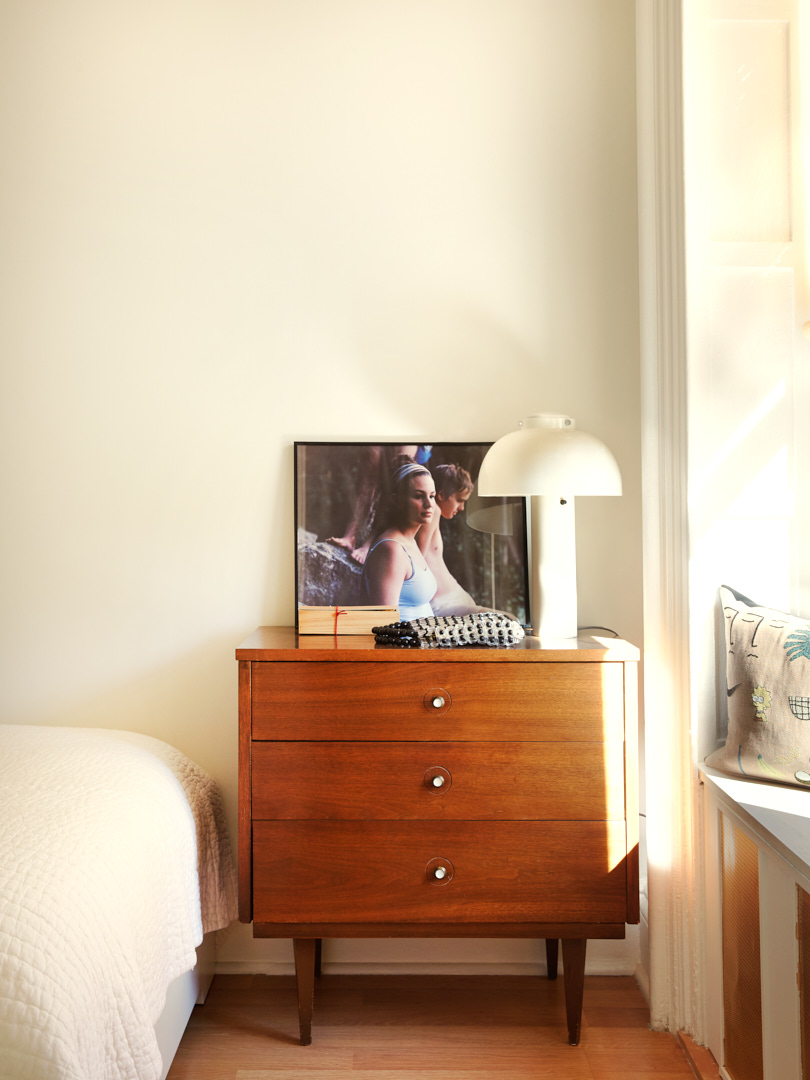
<box><xmin>561</xmin><ymin>938</ymin><xmax>587</xmax><ymax>1046</ymax></box>
<box><xmin>544</xmin><ymin>938</ymin><xmax>559</xmax><ymax>981</ymax></box>
<box><xmin>314</xmin><ymin>937</ymin><xmax>322</xmax><ymax>978</ymax></box>
<box><xmin>293</xmin><ymin>938</ymin><xmax>317</xmax><ymax>1045</ymax></box>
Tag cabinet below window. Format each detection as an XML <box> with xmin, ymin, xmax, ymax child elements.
<box><xmin>701</xmin><ymin>767</ymin><xmax>810</xmax><ymax>1080</ymax></box>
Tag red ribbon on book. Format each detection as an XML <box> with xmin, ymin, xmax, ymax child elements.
<box><xmin>333</xmin><ymin>607</ymin><xmax>348</xmax><ymax>635</ymax></box>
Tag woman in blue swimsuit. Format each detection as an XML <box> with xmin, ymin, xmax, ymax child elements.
<box><xmin>363</xmin><ymin>460</ymin><xmax>438</xmax><ymax>621</ymax></box>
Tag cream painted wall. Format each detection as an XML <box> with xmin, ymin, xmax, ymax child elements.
<box><xmin>0</xmin><ymin>0</ymin><xmax>642</xmax><ymax>973</ymax></box>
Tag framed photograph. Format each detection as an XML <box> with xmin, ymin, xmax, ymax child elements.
<box><xmin>294</xmin><ymin>441</ymin><xmax>530</xmax><ymax>628</ymax></box>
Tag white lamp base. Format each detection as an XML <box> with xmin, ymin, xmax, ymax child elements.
<box><xmin>530</xmin><ymin>494</ymin><xmax>578</xmax><ymax>639</ymax></box>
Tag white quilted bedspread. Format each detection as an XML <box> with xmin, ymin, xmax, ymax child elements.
<box><xmin>0</xmin><ymin>725</ymin><xmax>237</xmax><ymax>1080</ymax></box>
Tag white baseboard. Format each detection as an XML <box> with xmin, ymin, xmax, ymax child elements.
<box><xmin>635</xmin><ymin>962</ymin><xmax>651</xmax><ymax>1004</ymax></box>
<box><xmin>216</xmin><ymin>957</ymin><xmax>640</xmax><ymax>977</ymax></box>
<box><xmin>216</xmin><ymin>926</ymin><xmax>641</xmax><ymax>978</ymax></box>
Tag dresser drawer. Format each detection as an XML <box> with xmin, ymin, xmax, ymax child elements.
<box><xmin>251</xmin><ymin>661</ymin><xmax>625</xmax><ymax>741</ymax></box>
<box><xmin>252</xmin><ymin>741</ymin><xmax>627</xmax><ymax>821</ymax></box>
<box><xmin>252</xmin><ymin>820</ymin><xmax>629</xmax><ymax>924</ymax></box>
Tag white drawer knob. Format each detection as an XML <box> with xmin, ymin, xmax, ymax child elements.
<box><xmin>423</xmin><ymin>688</ymin><xmax>451</xmax><ymax>713</ymax></box>
<box><xmin>426</xmin><ymin>856</ymin><xmax>453</xmax><ymax>883</ymax></box>
<box><xmin>431</xmin><ymin>775</ymin><xmax>445</xmax><ymax>788</ymax></box>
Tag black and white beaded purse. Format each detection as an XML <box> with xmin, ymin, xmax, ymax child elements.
<box><xmin>372</xmin><ymin>611</ymin><xmax>525</xmax><ymax>648</ymax></box>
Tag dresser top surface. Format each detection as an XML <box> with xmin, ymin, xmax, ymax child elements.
<box><xmin>236</xmin><ymin>626</ymin><xmax>639</xmax><ymax>663</ymax></box>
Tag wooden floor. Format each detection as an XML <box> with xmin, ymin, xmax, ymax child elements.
<box><xmin>167</xmin><ymin>973</ymin><xmax>716</xmax><ymax>1079</ymax></box>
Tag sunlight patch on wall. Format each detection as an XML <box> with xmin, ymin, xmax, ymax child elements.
<box><xmin>692</xmin><ymin>378</ymin><xmax>786</xmax><ymax>496</ymax></box>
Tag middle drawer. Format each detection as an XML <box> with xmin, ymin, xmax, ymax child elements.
<box><xmin>252</xmin><ymin>741</ymin><xmax>626</xmax><ymax>821</ymax></box>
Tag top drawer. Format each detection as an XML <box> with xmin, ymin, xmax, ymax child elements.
<box><xmin>250</xmin><ymin>660</ymin><xmax>625</xmax><ymax>741</ymax></box>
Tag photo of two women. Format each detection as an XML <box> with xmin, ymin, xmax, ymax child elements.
<box><xmin>295</xmin><ymin>442</ymin><xmax>529</xmax><ymax>626</ymax></box>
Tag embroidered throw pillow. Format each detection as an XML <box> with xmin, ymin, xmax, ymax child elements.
<box><xmin>705</xmin><ymin>586</ymin><xmax>810</xmax><ymax>788</ymax></box>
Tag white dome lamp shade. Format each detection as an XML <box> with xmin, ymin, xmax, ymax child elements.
<box><xmin>477</xmin><ymin>414</ymin><xmax>622</xmax><ymax>639</ymax></box>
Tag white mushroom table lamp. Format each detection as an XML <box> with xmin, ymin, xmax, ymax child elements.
<box><xmin>477</xmin><ymin>414</ymin><xmax>622</xmax><ymax>639</ymax></box>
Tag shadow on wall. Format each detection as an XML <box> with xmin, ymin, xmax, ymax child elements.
<box><xmin>264</xmin><ymin>304</ymin><xmax>553</xmax><ymax>619</ymax></box>
<box><xmin>350</xmin><ymin>300</ymin><xmax>557</xmax><ymax>438</ymax></box>
<box><xmin>7</xmin><ymin>633</ymin><xmax>243</xmax><ymax>799</ymax></box>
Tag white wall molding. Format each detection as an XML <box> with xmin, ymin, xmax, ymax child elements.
<box><xmin>636</xmin><ymin>0</ymin><xmax>704</xmax><ymax>1039</ymax></box>
<box><xmin>216</xmin><ymin>956</ymin><xmax>641</xmax><ymax>977</ymax></box>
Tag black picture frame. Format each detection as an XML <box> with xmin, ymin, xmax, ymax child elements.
<box><xmin>294</xmin><ymin>441</ymin><xmax>530</xmax><ymax>627</ymax></box>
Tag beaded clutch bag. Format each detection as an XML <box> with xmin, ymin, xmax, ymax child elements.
<box><xmin>372</xmin><ymin>611</ymin><xmax>525</xmax><ymax>648</ymax></box>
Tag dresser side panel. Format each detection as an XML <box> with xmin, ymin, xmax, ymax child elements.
<box><xmin>237</xmin><ymin>659</ymin><xmax>253</xmax><ymax>923</ymax></box>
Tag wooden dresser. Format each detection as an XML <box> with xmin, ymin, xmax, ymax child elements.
<box><xmin>237</xmin><ymin>627</ymin><xmax>639</xmax><ymax>1046</ymax></box>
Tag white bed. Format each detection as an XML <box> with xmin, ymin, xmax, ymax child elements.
<box><xmin>0</xmin><ymin>725</ymin><xmax>238</xmax><ymax>1080</ymax></box>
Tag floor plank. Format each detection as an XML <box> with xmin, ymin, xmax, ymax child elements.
<box><xmin>166</xmin><ymin>974</ymin><xmax>702</xmax><ymax>1080</ymax></box>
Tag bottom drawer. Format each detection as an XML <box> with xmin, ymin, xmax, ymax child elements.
<box><xmin>252</xmin><ymin>821</ymin><xmax>628</xmax><ymax>924</ymax></box>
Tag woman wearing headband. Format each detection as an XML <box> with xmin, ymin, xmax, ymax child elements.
<box><xmin>363</xmin><ymin>458</ymin><xmax>438</xmax><ymax>621</ymax></box>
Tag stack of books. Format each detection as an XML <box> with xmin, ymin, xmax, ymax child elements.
<box><xmin>297</xmin><ymin>605</ymin><xmax>399</xmax><ymax>635</ymax></box>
